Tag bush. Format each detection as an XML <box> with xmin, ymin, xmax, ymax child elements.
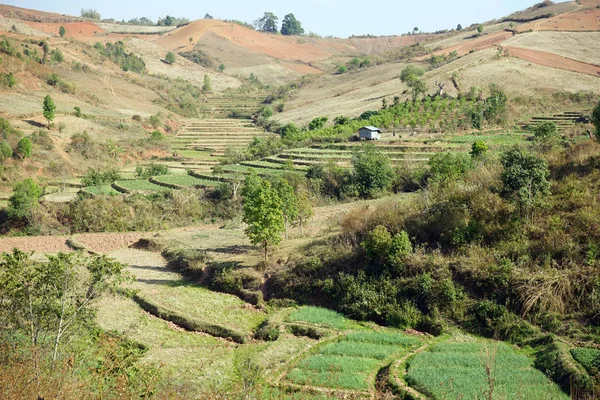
<box><xmin>149</xmin><ymin>130</ymin><xmax>164</xmax><ymax>141</ymax></box>
<box><xmin>470</xmin><ymin>140</ymin><xmax>488</xmax><ymax>158</ymax></box>
<box><xmin>148</xmin><ymin>114</ymin><xmax>162</xmax><ymax>129</ymax></box>
<box><xmin>308</xmin><ymin>117</ymin><xmax>328</xmax><ymax>130</ymax></box>
<box><xmin>591</xmin><ymin>101</ymin><xmax>600</xmax><ymax>141</ymax></box>
<box><xmin>352</xmin><ymin>146</ymin><xmax>395</xmax><ymax>198</ymax></box>
<box><xmin>16</xmin><ymin>137</ymin><xmax>32</xmax><ymax>158</ymax></box>
<box><xmin>81</xmin><ymin>167</ymin><xmax>121</xmax><ymax>187</ymax></box>
<box><xmin>51</xmin><ymin>49</ymin><xmax>64</xmax><ymax>63</ymax></box>
<box><xmin>0</xmin><ymin>72</ymin><xmax>16</xmax><ymax>88</ymax></box>
<box><xmin>0</xmin><ymin>141</ymin><xmax>13</xmax><ymax>160</ymax></box>
<box><xmin>428</xmin><ymin>152</ymin><xmax>472</xmax><ymax>184</ymax></box>
<box><xmin>74</xmin><ymin>106</ymin><xmax>82</xmax><ymax>117</ymax></box>
<box><xmin>532</xmin><ymin>121</ymin><xmax>558</xmax><ymax>141</ymax></box>
<box><xmin>7</xmin><ymin>178</ymin><xmax>43</xmax><ymax>220</ymax></box>
<box><xmin>135</xmin><ymin>163</ymin><xmax>169</xmax><ymax>179</ymax></box>
<box><xmin>165</xmin><ymin>52</ymin><xmax>176</xmax><ymax>64</ymax></box>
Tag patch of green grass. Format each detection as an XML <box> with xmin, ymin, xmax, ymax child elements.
<box><xmin>286</xmin><ymin>368</ymin><xmax>371</xmax><ymax>391</ymax></box>
<box><xmin>83</xmin><ymin>185</ymin><xmax>121</xmax><ymax>196</ymax></box>
<box><xmin>343</xmin><ymin>331</ymin><xmax>421</xmax><ymax>347</ymax></box>
<box><xmin>287</xmin><ymin>306</ymin><xmax>349</xmax><ymax>330</ymax></box>
<box><xmin>153</xmin><ymin>174</ymin><xmax>221</xmax><ymax>188</ymax></box>
<box><xmin>115</xmin><ymin>179</ymin><xmax>171</xmax><ymax>192</ymax></box>
<box><xmin>319</xmin><ymin>341</ymin><xmax>401</xmax><ymax>360</ymax></box>
<box><xmin>296</xmin><ymin>354</ymin><xmax>381</xmax><ymax>374</ymax></box>
<box><xmin>407</xmin><ymin>341</ymin><xmax>568</xmax><ymax>400</ymax></box>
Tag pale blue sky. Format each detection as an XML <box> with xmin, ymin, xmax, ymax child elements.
<box><xmin>6</xmin><ymin>0</ymin><xmax>562</xmax><ymax>37</ymax></box>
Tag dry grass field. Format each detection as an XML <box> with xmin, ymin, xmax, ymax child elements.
<box><xmin>504</xmin><ymin>31</ymin><xmax>600</xmax><ymax>64</ymax></box>
<box><xmin>519</xmin><ymin>8</ymin><xmax>600</xmax><ymax>32</ymax></box>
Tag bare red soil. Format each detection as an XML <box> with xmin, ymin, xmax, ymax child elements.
<box><xmin>519</xmin><ymin>9</ymin><xmax>600</xmax><ymax>32</ymax></box>
<box><xmin>505</xmin><ymin>46</ymin><xmax>600</xmax><ymax>76</ymax></box>
<box><xmin>0</xmin><ymin>4</ymin><xmax>80</xmax><ymax>23</ymax></box>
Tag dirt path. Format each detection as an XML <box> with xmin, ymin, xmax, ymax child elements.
<box><xmin>505</xmin><ymin>46</ymin><xmax>600</xmax><ymax>76</ymax></box>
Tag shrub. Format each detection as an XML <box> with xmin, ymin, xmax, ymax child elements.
<box><xmin>7</xmin><ymin>178</ymin><xmax>43</xmax><ymax>220</ymax></box>
<box><xmin>16</xmin><ymin>137</ymin><xmax>32</xmax><ymax>158</ymax></box>
<box><xmin>352</xmin><ymin>145</ymin><xmax>395</xmax><ymax>198</ymax></box>
<box><xmin>1</xmin><ymin>72</ymin><xmax>16</xmax><ymax>88</ymax></box>
<box><xmin>135</xmin><ymin>163</ymin><xmax>169</xmax><ymax>179</ymax></box>
<box><xmin>149</xmin><ymin>130</ymin><xmax>164</xmax><ymax>141</ymax></box>
<box><xmin>0</xmin><ymin>141</ymin><xmax>12</xmax><ymax>160</ymax></box>
<box><xmin>336</xmin><ymin>65</ymin><xmax>347</xmax><ymax>74</ymax></box>
<box><xmin>500</xmin><ymin>147</ymin><xmax>550</xmax><ymax>211</ymax></box>
<box><xmin>81</xmin><ymin>8</ymin><xmax>101</xmax><ymax>19</ymax></box>
<box><xmin>148</xmin><ymin>114</ymin><xmax>162</xmax><ymax>129</ymax></box>
<box><xmin>308</xmin><ymin>117</ymin><xmax>328</xmax><ymax>130</ymax></box>
<box><xmin>428</xmin><ymin>152</ymin><xmax>472</xmax><ymax>184</ymax></box>
<box><xmin>532</xmin><ymin>121</ymin><xmax>558</xmax><ymax>141</ymax></box>
<box><xmin>51</xmin><ymin>49</ymin><xmax>64</xmax><ymax>63</ymax></box>
<box><xmin>361</xmin><ymin>225</ymin><xmax>392</xmax><ymax>263</ymax></box>
<box><xmin>81</xmin><ymin>167</ymin><xmax>121</xmax><ymax>187</ymax></box>
<box><xmin>74</xmin><ymin>106</ymin><xmax>82</xmax><ymax>117</ymax></box>
<box><xmin>165</xmin><ymin>52</ymin><xmax>175</xmax><ymax>64</ymax></box>
<box><xmin>470</xmin><ymin>140</ymin><xmax>488</xmax><ymax>158</ymax></box>
<box><xmin>591</xmin><ymin>101</ymin><xmax>600</xmax><ymax>141</ymax></box>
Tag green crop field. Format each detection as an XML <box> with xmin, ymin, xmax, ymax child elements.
<box><xmin>285</xmin><ymin>329</ymin><xmax>421</xmax><ymax>392</ymax></box>
<box><xmin>83</xmin><ymin>185</ymin><xmax>121</xmax><ymax>196</ymax></box>
<box><xmin>406</xmin><ymin>341</ymin><xmax>568</xmax><ymax>400</ymax></box>
<box><xmin>115</xmin><ymin>179</ymin><xmax>172</xmax><ymax>193</ymax></box>
<box><xmin>152</xmin><ymin>174</ymin><xmax>221</xmax><ymax>188</ymax></box>
<box><xmin>287</xmin><ymin>306</ymin><xmax>350</xmax><ymax>330</ymax></box>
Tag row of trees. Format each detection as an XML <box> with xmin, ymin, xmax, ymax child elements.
<box><xmin>255</xmin><ymin>12</ymin><xmax>305</xmax><ymax>35</ymax></box>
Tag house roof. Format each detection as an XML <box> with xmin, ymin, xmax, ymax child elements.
<box><xmin>360</xmin><ymin>126</ymin><xmax>382</xmax><ymax>132</ymax></box>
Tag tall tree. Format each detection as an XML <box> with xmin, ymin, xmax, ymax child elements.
<box><xmin>242</xmin><ymin>172</ymin><xmax>284</xmax><ymax>262</ymax></box>
<box><xmin>294</xmin><ymin>187</ymin><xmax>313</xmax><ymax>236</ymax></box>
<box><xmin>352</xmin><ymin>145</ymin><xmax>395</xmax><ymax>198</ymax></box>
<box><xmin>281</xmin><ymin>13</ymin><xmax>304</xmax><ymax>36</ymax></box>
<box><xmin>43</xmin><ymin>95</ymin><xmax>56</xmax><ymax>128</ymax></box>
<box><xmin>59</xmin><ymin>26</ymin><xmax>66</xmax><ymax>37</ymax></box>
<box><xmin>400</xmin><ymin>65</ymin><xmax>427</xmax><ymax>101</ymax></box>
<box><xmin>202</xmin><ymin>74</ymin><xmax>212</xmax><ymax>92</ymax></box>
<box><xmin>273</xmin><ymin>178</ymin><xmax>298</xmax><ymax>240</ymax></box>
<box><xmin>256</xmin><ymin>12</ymin><xmax>279</xmax><ymax>33</ymax></box>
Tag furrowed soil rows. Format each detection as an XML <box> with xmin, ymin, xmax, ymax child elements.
<box><xmin>505</xmin><ymin>46</ymin><xmax>600</xmax><ymax>77</ymax></box>
<box><xmin>518</xmin><ymin>9</ymin><xmax>600</xmax><ymax>32</ymax></box>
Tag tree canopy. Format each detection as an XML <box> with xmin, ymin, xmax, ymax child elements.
<box><xmin>400</xmin><ymin>65</ymin><xmax>427</xmax><ymax>101</ymax></box>
<box><xmin>165</xmin><ymin>52</ymin><xmax>176</xmax><ymax>64</ymax></box>
<box><xmin>256</xmin><ymin>12</ymin><xmax>279</xmax><ymax>33</ymax></box>
<box><xmin>592</xmin><ymin>101</ymin><xmax>600</xmax><ymax>141</ymax></box>
<box><xmin>281</xmin><ymin>14</ymin><xmax>304</xmax><ymax>36</ymax></box>
<box><xmin>43</xmin><ymin>95</ymin><xmax>56</xmax><ymax>127</ymax></box>
<box><xmin>352</xmin><ymin>145</ymin><xmax>395</xmax><ymax>198</ymax></box>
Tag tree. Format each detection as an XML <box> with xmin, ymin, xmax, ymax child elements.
<box><xmin>256</xmin><ymin>12</ymin><xmax>279</xmax><ymax>33</ymax></box>
<box><xmin>352</xmin><ymin>145</ymin><xmax>395</xmax><ymax>198</ymax></box>
<box><xmin>294</xmin><ymin>187</ymin><xmax>313</xmax><ymax>236</ymax></box>
<box><xmin>592</xmin><ymin>101</ymin><xmax>600</xmax><ymax>141</ymax></box>
<box><xmin>80</xmin><ymin>8</ymin><xmax>101</xmax><ymax>20</ymax></box>
<box><xmin>273</xmin><ymin>178</ymin><xmax>298</xmax><ymax>240</ymax></box>
<box><xmin>477</xmin><ymin>25</ymin><xmax>484</xmax><ymax>34</ymax></box>
<box><xmin>165</xmin><ymin>52</ymin><xmax>176</xmax><ymax>64</ymax></box>
<box><xmin>219</xmin><ymin>63</ymin><xmax>225</xmax><ymax>72</ymax></box>
<box><xmin>281</xmin><ymin>13</ymin><xmax>304</xmax><ymax>36</ymax></box>
<box><xmin>500</xmin><ymin>148</ymin><xmax>550</xmax><ymax>216</ymax></box>
<box><xmin>43</xmin><ymin>95</ymin><xmax>56</xmax><ymax>127</ymax></box>
<box><xmin>413</xmin><ymin>27</ymin><xmax>419</xmax><ymax>34</ymax></box>
<box><xmin>470</xmin><ymin>140</ymin><xmax>488</xmax><ymax>159</ymax></box>
<box><xmin>202</xmin><ymin>74</ymin><xmax>212</xmax><ymax>92</ymax></box>
<box><xmin>309</xmin><ymin>116</ymin><xmax>328</xmax><ymax>130</ymax></box>
<box><xmin>400</xmin><ymin>65</ymin><xmax>427</xmax><ymax>101</ymax></box>
<box><xmin>457</xmin><ymin>24</ymin><xmax>463</xmax><ymax>30</ymax></box>
<box><xmin>204</xmin><ymin>13</ymin><xmax>214</xmax><ymax>19</ymax></box>
<box><xmin>7</xmin><ymin>178</ymin><xmax>43</xmax><ymax>220</ymax></box>
<box><xmin>0</xmin><ymin>250</ymin><xmax>128</xmax><ymax>369</ymax></box>
<box><xmin>51</xmin><ymin>49</ymin><xmax>64</xmax><ymax>63</ymax></box>
<box><xmin>428</xmin><ymin>151</ymin><xmax>472</xmax><ymax>185</ymax></box>
<box><xmin>532</xmin><ymin>121</ymin><xmax>558</xmax><ymax>143</ymax></box>
<box><xmin>0</xmin><ymin>141</ymin><xmax>12</xmax><ymax>161</ymax></box>
<box><xmin>59</xmin><ymin>25</ymin><xmax>66</xmax><ymax>37</ymax></box>
<box><xmin>17</xmin><ymin>137</ymin><xmax>32</xmax><ymax>159</ymax></box>
<box><xmin>242</xmin><ymin>172</ymin><xmax>285</xmax><ymax>262</ymax></box>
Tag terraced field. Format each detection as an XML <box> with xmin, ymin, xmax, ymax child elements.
<box><xmin>201</xmin><ymin>95</ymin><xmax>266</xmax><ymax>118</ymax></box>
<box><xmin>172</xmin><ymin>119</ymin><xmax>276</xmax><ymax>159</ymax></box>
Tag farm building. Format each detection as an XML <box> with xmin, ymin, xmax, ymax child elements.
<box><xmin>359</xmin><ymin>126</ymin><xmax>382</xmax><ymax>140</ymax></box>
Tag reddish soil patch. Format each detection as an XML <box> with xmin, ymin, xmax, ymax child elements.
<box><xmin>283</xmin><ymin>62</ymin><xmax>322</xmax><ymax>74</ymax></box>
<box><xmin>519</xmin><ymin>9</ymin><xmax>600</xmax><ymax>32</ymax></box>
<box><xmin>418</xmin><ymin>31</ymin><xmax>514</xmax><ymax>59</ymax></box>
<box><xmin>23</xmin><ymin>21</ymin><xmax>105</xmax><ymax>38</ymax></box>
<box><xmin>0</xmin><ymin>236</ymin><xmax>71</xmax><ymax>253</ymax></box>
<box><xmin>74</xmin><ymin>232</ymin><xmax>148</xmax><ymax>253</ymax></box>
<box><xmin>580</xmin><ymin>0</ymin><xmax>600</xmax><ymax>6</ymax></box>
<box><xmin>505</xmin><ymin>46</ymin><xmax>600</xmax><ymax>76</ymax></box>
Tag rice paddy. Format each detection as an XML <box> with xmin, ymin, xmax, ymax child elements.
<box><xmin>287</xmin><ymin>306</ymin><xmax>350</xmax><ymax>330</ymax></box>
<box><xmin>406</xmin><ymin>340</ymin><xmax>568</xmax><ymax>400</ymax></box>
<box><xmin>152</xmin><ymin>174</ymin><xmax>222</xmax><ymax>188</ymax></box>
<box><xmin>114</xmin><ymin>179</ymin><xmax>172</xmax><ymax>193</ymax></box>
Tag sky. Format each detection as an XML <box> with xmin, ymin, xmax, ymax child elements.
<box><xmin>5</xmin><ymin>0</ymin><xmax>565</xmax><ymax>37</ymax></box>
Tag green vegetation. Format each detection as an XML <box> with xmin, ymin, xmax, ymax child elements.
<box><xmin>81</xmin><ymin>8</ymin><xmax>101</xmax><ymax>19</ymax></box>
<box><xmin>43</xmin><ymin>95</ymin><xmax>56</xmax><ymax>127</ymax></box>
<box><xmin>7</xmin><ymin>178</ymin><xmax>42</xmax><ymax>221</ymax></box>
<box><xmin>202</xmin><ymin>74</ymin><xmax>211</xmax><ymax>93</ymax></box>
<box><xmin>0</xmin><ymin>71</ymin><xmax>16</xmax><ymax>88</ymax></box>
<box><xmin>407</xmin><ymin>341</ymin><xmax>567</xmax><ymax>399</ymax></box>
<box><xmin>59</xmin><ymin>25</ymin><xmax>66</xmax><ymax>37</ymax></box>
<box><xmin>135</xmin><ymin>163</ymin><xmax>169</xmax><ymax>179</ymax></box>
<box><xmin>256</xmin><ymin>12</ymin><xmax>279</xmax><ymax>33</ymax></box>
<box><xmin>352</xmin><ymin>145</ymin><xmax>395</xmax><ymax>198</ymax></box>
<box><xmin>115</xmin><ymin>179</ymin><xmax>172</xmax><ymax>193</ymax></box>
<box><xmin>81</xmin><ymin>167</ymin><xmax>121</xmax><ymax>187</ymax></box>
<box><xmin>281</xmin><ymin>13</ymin><xmax>304</xmax><ymax>36</ymax></box>
<box><xmin>152</xmin><ymin>174</ymin><xmax>222</xmax><ymax>188</ymax></box>
<box><xmin>94</xmin><ymin>41</ymin><xmax>146</xmax><ymax>74</ymax></box>
<box><xmin>288</xmin><ymin>306</ymin><xmax>349</xmax><ymax>330</ymax></box>
<box><xmin>16</xmin><ymin>137</ymin><xmax>32</xmax><ymax>159</ymax></box>
<box><xmin>165</xmin><ymin>51</ymin><xmax>176</xmax><ymax>65</ymax></box>
<box><xmin>400</xmin><ymin>65</ymin><xmax>427</xmax><ymax>101</ymax></box>
<box><xmin>592</xmin><ymin>101</ymin><xmax>600</xmax><ymax>140</ymax></box>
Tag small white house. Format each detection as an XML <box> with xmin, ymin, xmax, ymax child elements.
<box><xmin>359</xmin><ymin>126</ymin><xmax>382</xmax><ymax>140</ymax></box>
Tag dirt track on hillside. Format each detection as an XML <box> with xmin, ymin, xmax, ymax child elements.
<box><xmin>505</xmin><ymin>46</ymin><xmax>600</xmax><ymax>76</ymax></box>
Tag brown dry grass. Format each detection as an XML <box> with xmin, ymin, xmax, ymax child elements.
<box><xmin>504</xmin><ymin>31</ymin><xmax>600</xmax><ymax>64</ymax></box>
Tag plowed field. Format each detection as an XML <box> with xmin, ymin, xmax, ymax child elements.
<box><xmin>505</xmin><ymin>46</ymin><xmax>600</xmax><ymax>76</ymax></box>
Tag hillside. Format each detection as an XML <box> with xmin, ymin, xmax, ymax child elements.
<box><xmin>2</xmin><ymin>1</ymin><xmax>600</xmax><ymax>399</ymax></box>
